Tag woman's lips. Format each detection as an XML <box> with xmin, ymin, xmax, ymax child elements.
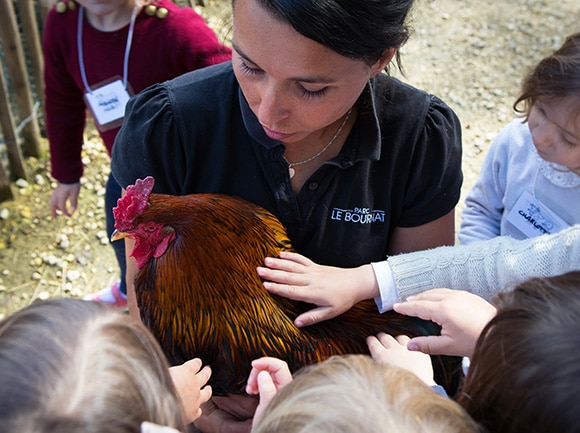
<box><xmin>262</xmin><ymin>125</ymin><xmax>293</xmax><ymax>141</ymax></box>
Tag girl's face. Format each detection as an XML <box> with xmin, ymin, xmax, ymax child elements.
<box><xmin>231</xmin><ymin>0</ymin><xmax>390</xmax><ymax>144</ymax></box>
<box><xmin>75</xmin><ymin>0</ymin><xmax>134</xmax><ymax>16</ymax></box>
<box><xmin>528</xmin><ymin>96</ymin><xmax>580</xmax><ymax>174</ymax></box>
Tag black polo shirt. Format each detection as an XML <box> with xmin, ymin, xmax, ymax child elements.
<box><xmin>112</xmin><ymin>62</ymin><xmax>462</xmax><ymax>268</ymax></box>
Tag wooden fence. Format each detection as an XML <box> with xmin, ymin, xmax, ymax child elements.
<box><xmin>0</xmin><ymin>0</ymin><xmax>46</xmax><ymax>201</ymax></box>
<box><xmin>0</xmin><ymin>0</ymin><xmax>204</xmax><ymax>202</ymax></box>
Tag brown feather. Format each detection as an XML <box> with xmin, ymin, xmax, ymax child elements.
<box><xmin>119</xmin><ymin>188</ymin><xmax>463</xmax><ymax>397</ymax></box>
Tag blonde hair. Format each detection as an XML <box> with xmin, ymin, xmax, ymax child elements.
<box><xmin>0</xmin><ymin>298</ymin><xmax>186</xmax><ymax>433</ymax></box>
<box><xmin>252</xmin><ymin>354</ymin><xmax>480</xmax><ymax>433</ymax></box>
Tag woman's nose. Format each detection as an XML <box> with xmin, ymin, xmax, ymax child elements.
<box><xmin>256</xmin><ymin>82</ymin><xmax>289</xmax><ymax>126</ymax></box>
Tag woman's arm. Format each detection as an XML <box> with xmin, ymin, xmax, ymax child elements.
<box><xmin>387</xmin><ymin>210</ymin><xmax>455</xmax><ymax>255</ymax></box>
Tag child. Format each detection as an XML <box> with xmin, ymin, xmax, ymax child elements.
<box><xmin>246</xmin><ymin>354</ymin><xmax>480</xmax><ymax>433</ymax></box>
<box><xmin>43</xmin><ymin>0</ymin><xmax>231</xmax><ymax>306</ymax></box>
<box><xmin>459</xmin><ymin>32</ymin><xmax>580</xmax><ymax>244</ymax></box>
<box><xmin>386</xmin><ymin>271</ymin><xmax>580</xmax><ymax>433</ymax></box>
<box><xmin>0</xmin><ymin>298</ymin><xmax>212</xmax><ymax>432</ymax></box>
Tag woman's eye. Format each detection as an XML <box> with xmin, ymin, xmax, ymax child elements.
<box><xmin>300</xmin><ymin>86</ymin><xmax>328</xmax><ymax>99</ymax></box>
<box><xmin>239</xmin><ymin>59</ymin><xmax>261</xmax><ymax>75</ymax></box>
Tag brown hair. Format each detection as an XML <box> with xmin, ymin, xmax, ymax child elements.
<box><xmin>0</xmin><ymin>298</ymin><xmax>187</xmax><ymax>433</ymax></box>
<box><xmin>253</xmin><ymin>354</ymin><xmax>480</xmax><ymax>433</ymax></box>
<box><xmin>514</xmin><ymin>32</ymin><xmax>580</xmax><ymax>118</ymax></box>
<box><xmin>457</xmin><ymin>271</ymin><xmax>580</xmax><ymax>433</ymax></box>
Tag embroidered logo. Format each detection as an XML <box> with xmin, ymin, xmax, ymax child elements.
<box><xmin>330</xmin><ymin>207</ymin><xmax>386</xmax><ymax>224</ymax></box>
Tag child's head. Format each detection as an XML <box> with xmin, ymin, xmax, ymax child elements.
<box><xmin>0</xmin><ymin>298</ymin><xmax>187</xmax><ymax>433</ymax></box>
<box><xmin>457</xmin><ymin>271</ymin><xmax>580</xmax><ymax>433</ymax></box>
<box><xmin>514</xmin><ymin>33</ymin><xmax>580</xmax><ymax>172</ymax></box>
<box><xmin>252</xmin><ymin>354</ymin><xmax>480</xmax><ymax>433</ymax></box>
<box><xmin>514</xmin><ymin>32</ymin><xmax>580</xmax><ymax>117</ymax></box>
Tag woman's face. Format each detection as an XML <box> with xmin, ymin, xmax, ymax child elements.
<box><xmin>231</xmin><ymin>0</ymin><xmax>388</xmax><ymax>143</ymax></box>
<box><xmin>528</xmin><ymin>96</ymin><xmax>580</xmax><ymax>174</ymax></box>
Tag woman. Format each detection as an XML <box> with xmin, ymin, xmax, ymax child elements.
<box><xmin>111</xmin><ymin>0</ymin><xmax>462</xmax><ymax>431</ymax></box>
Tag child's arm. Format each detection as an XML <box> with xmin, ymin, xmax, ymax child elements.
<box><xmin>459</xmin><ymin>123</ymin><xmax>512</xmax><ymax>244</ymax></box>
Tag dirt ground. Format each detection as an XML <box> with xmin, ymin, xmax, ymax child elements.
<box><xmin>0</xmin><ymin>0</ymin><xmax>578</xmax><ymax>319</ymax></box>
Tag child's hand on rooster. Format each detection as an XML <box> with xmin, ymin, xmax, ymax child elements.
<box><xmin>246</xmin><ymin>357</ymin><xmax>293</xmax><ymax>426</ymax></box>
<box><xmin>257</xmin><ymin>251</ymin><xmax>379</xmax><ymax>327</ymax></box>
<box><xmin>393</xmin><ymin>288</ymin><xmax>497</xmax><ymax>358</ymax></box>
<box><xmin>367</xmin><ymin>333</ymin><xmax>436</xmax><ymax>387</ymax></box>
<box><xmin>169</xmin><ymin>358</ymin><xmax>212</xmax><ymax>423</ymax></box>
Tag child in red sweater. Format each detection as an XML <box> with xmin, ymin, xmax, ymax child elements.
<box><xmin>43</xmin><ymin>0</ymin><xmax>231</xmax><ymax>305</ymax></box>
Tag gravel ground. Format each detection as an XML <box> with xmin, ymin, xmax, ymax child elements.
<box><xmin>0</xmin><ymin>0</ymin><xmax>578</xmax><ymax>319</ymax></box>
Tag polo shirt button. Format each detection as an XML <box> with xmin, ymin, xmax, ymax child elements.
<box><xmin>308</xmin><ymin>182</ymin><xmax>319</xmax><ymax>190</ymax></box>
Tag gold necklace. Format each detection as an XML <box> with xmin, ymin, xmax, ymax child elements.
<box><xmin>283</xmin><ymin>108</ymin><xmax>353</xmax><ymax>179</ymax></box>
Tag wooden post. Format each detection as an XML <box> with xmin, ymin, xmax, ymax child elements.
<box><xmin>16</xmin><ymin>0</ymin><xmax>45</xmax><ymax>104</ymax></box>
<box><xmin>0</xmin><ymin>0</ymin><xmax>42</xmax><ymax>157</ymax></box>
<box><xmin>0</xmin><ymin>56</ymin><xmax>27</xmax><ymax>183</ymax></box>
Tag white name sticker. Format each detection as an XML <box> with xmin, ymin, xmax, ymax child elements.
<box><xmin>84</xmin><ymin>79</ymin><xmax>131</xmax><ymax>131</ymax></box>
<box><xmin>506</xmin><ymin>190</ymin><xmax>569</xmax><ymax>238</ymax></box>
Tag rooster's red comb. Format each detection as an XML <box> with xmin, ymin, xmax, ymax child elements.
<box><xmin>113</xmin><ymin>176</ymin><xmax>155</xmax><ymax>230</ymax></box>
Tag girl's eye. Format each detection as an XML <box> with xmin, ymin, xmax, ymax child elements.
<box><xmin>561</xmin><ymin>135</ymin><xmax>578</xmax><ymax>148</ymax></box>
<box><xmin>300</xmin><ymin>86</ymin><xmax>328</xmax><ymax>99</ymax></box>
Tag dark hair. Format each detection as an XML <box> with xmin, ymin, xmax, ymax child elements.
<box><xmin>514</xmin><ymin>32</ymin><xmax>580</xmax><ymax>117</ymax></box>
<box><xmin>457</xmin><ymin>271</ymin><xmax>580</xmax><ymax>433</ymax></box>
<box><xmin>233</xmin><ymin>0</ymin><xmax>415</xmax><ymax>70</ymax></box>
<box><xmin>0</xmin><ymin>298</ymin><xmax>186</xmax><ymax>433</ymax></box>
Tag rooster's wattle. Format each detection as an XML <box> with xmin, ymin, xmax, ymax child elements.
<box><xmin>113</xmin><ymin>176</ymin><xmax>462</xmax><ymax>396</ymax></box>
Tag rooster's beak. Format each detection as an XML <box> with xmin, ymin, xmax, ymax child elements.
<box><xmin>111</xmin><ymin>229</ymin><xmax>128</xmax><ymax>242</ymax></box>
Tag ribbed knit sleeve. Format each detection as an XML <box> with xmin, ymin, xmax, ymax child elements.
<box><xmin>388</xmin><ymin>224</ymin><xmax>580</xmax><ymax>302</ymax></box>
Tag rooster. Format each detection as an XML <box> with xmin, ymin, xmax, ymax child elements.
<box><xmin>113</xmin><ymin>176</ymin><xmax>462</xmax><ymax>396</ymax></box>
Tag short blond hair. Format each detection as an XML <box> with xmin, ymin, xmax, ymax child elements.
<box><xmin>0</xmin><ymin>298</ymin><xmax>186</xmax><ymax>433</ymax></box>
<box><xmin>252</xmin><ymin>354</ymin><xmax>480</xmax><ymax>433</ymax></box>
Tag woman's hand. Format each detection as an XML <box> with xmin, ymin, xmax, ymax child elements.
<box><xmin>367</xmin><ymin>333</ymin><xmax>436</xmax><ymax>386</ymax></box>
<box><xmin>169</xmin><ymin>358</ymin><xmax>212</xmax><ymax>423</ymax></box>
<box><xmin>257</xmin><ymin>251</ymin><xmax>378</xmax><ymax>327</ymax></box>
<box><xmin>49</xmin><ymin>182</ymin><xmax>81</xmax><ymax>218</ymax></box>
<box><xmin>246</xmin><ymin>357</ymin><xmax>293</xmax><ymax>426</ymax></box>
<box><xmin>394</xmin><ymin>288</ymin><xmax>497</xmax><ymax>357</ymax></box>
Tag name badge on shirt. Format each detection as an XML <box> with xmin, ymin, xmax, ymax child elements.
<box><xmin>84</xmin><ymin>77</ymin><xmax>133</xmax><ymax>132</ymax></box>
<box><xmin>506</xmin><ymin>190</ymin><xmax>569</xmax><ymax>238</ymax></box>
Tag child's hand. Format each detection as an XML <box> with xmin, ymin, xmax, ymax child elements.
<box><xmin>394</xmin><ymin>288</ymin><xmax>497</xmax><ymax>357</ymax></box>
<box><xmin>367</xmin><ymin>333</ymin><xmax>436</xmax><ymax>386</ymax></box>
<box><xmin>169</xmin><ymin>358</ymin><xmax>212</xmax><ymax>423</ymax></box>
<box><xmin>257</xmin><ymin>252</ymin><xmax>378</xmax><ymax>327</ymax></box>
<box><xmin>246</xmin><ymin>357</ymin><xmax>293</xmax><ymax>426</ymax></box>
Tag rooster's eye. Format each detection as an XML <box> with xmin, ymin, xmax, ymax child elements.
<box><xmin>141</xmin><ymin>222</ymin><xmax>162</xmax><ymax>233</ymax></box>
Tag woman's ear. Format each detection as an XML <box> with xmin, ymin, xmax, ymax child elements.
<box><xmin>370</xmin><ymin>48</ymin><xmax>397</xmax><ymax>77</ymax></box>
